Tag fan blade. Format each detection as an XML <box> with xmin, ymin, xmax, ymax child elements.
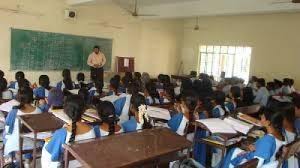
<box><xmin>135</xmin><ymin>14</ymin><xmax>158</xmax><ymax>17</ymax></box>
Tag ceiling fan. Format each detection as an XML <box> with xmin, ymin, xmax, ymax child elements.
<box><xmin>127</xmin><ymin>0</ymin><xmax>157</xmax><ymax>17</ymax></box>
<box><xmin>89</xmin><ymin>21</ymin><xmax>124</xmax><ymax>29</ymax></box>
<box><xmin>271</xmin><ymin>0</ymin><xmax>300</xmax><ymax>4</ymax></box>
<box><xmin>0</xmin><ymin>5</ymin><xmax>43</xmax><ymax>17</ymax></box>
<box><xmin>184</xmin><ymin>17</ymin><xmax>206</xmax><ymax>31</ymax></box>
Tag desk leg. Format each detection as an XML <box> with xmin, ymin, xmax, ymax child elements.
<box><xmin>64</xmin><ymin>149</ymin><xmax>69</xmax><ymax>168</ymax></box>
<box><xmin>19</xmin><ymin>135</ymin><xmax>23</xmax><ymax>168</ymax></box>
<box><xmin>32</xmin><ymin>133</ymin><xmax>37</xmax><ymax>168</ymax></box>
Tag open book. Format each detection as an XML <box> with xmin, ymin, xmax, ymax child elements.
<box><xmin>197</xmin><ymin>117</ymin><xmax>254</xmax><ymax>135</ymax></box>
<box><xmin>224</xmin><ymin>117</ymin><xmax>253</xmax><ymax>135</ymax></box>
<box><xmin>84</xmin><ymin>108</ymin><xmax>100</xmax><ymax>120</ymax></box>
<box><xmin>237</xmin><ymin>113</ymin><xmax>262</xmax><ymax>127</ymax></box>
<box><xmin>49</xmin><ymin>109</ymin><xmax>72</xmax><ymax>124</ymax></box>
<box><xmin>0</xmin><ymin>99</ymin><xmax>19</xmax><ymax>112</ymax></box>
<box><xmin>147</xmin><ymin>106</ymin><xmax>171</xmax><ymax>120</ymax></box>
<box><xmin>68</xmin><ymin>89</ymin><xmax>80</xmax><ymax>95</ymax></box>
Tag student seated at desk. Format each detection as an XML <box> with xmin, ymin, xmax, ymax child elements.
<box><xmin>121</xmin><ymin>94</ymin><xmax>152</xmax><ymax>133</ymax></box>
<box><xmin>141</xmin><ymin>72</ymin><xmax>150</xmax><ymax>91</ymax></box>
<box><xmin>78</xmin><ymin>88</ymin><xmax>92</xmax><ymax>106</ymax></box>
<box><xmin>168</xmin><ymin>92</ymin><xmax>197</xmax><ymax>136</ymax></box>
<box><xmin>8</xmin><ymin>71</ymin><xmax>30</xmax><ymax>97</ymax></box>
<box><xmin>289</xmin><ymin>78</ymin><xmax>296</xmax><ymax>93</ymax></box>
<box><xmin>253</xmin><ymin>78</ymin><xmax>269</xmax><ymax>107</ymax></box>
<box><xmin>0</xmin><ymin>70</ymin><xmax>12</xmax><ymax>100</ymax></box>
<box><xmin>144</xmin><ymin>82</ymin><xmax>160</xmax><ymax>105</ymax></box>
<box><xmin>292</xmin><ymin>95</ymin><xmax>300</xmax><ymax>135</ymax></box>
<box><xmin>38</xmin><ymin>88</ymin><xmax>64</xmax><ymax>112</ymax></box>
<box><xmin>93</xmin><ymin>101</ymin><xmax>122</xmax><ymax>137</ymax></box>
<box><xmin>281</xmin><ymin>103</ymin><xmax>298</xmax><ymax>168</ymax></box>
<box><xmin>89</xmin><ymin>81</ymin><xmax>104</xmax><ymax>98</ymax></box>
<box><xmin>160</xmin><ymin>85</ymin><xmax>175</xmax><ymax>104</ymax></box>
<box><xmin>193</xmin><ymin>97</ymin><xmax>213</xmax><ymax>167</ymax></box>
<box><xmin>267</xmin><ymin>82</ymin><xmax>276</xmax><ymax>96</ymax></box>
<box><xmin>225</xmin><ymin>86</ymin><xmax>243</xmax><ymax>113</ymax></box>
<box><xmin>133</xmin><ymin>72</ymin><xmax>142</xmax><ymax>91</ymax></box>
<box><xmin>34</xmin><ymin>75</ymin><xmax>51</xmax><ymax>99</ymax></box>
<box><xmin>75</xmin><ymin>72</ymin><xmax>89</xmax><ymax>89</ymax></box>
<box><xmin>3</xmin><ymin>87</ymin><xmax>42</xmax><ymax>161</ymax></box>
<box><xmin>274</xmin><ymin>79</ymin><xmax>283</xmax><ymax>95</ymax></box>
<box><xmin>41</xmin><ymin>95</ymin><xmax>95</xmax><ymax>168</ymax></box>
<box><xmin>222</xmin><ymin>109</ymin><xmax>285</xmax><ymax>168</ymax></box>
<box><xmin>56</xmin><ymin>69</ymin><xmax>75</xmax><ymax>91</ymax></box>
<box><xmin>282</xmin><ymin>78</ymin><xmax>292</xmax><ymax>96</ymax></box>
<box><xmin>242</xmin><ymin>87</ymin><xmax>255</xmax><ymax>106</ymax></box>
<box><xmin>108</xmin><ymin>77</ymin><xmax>120</xmax><ymax>96</ymax></box>
<box><xmin>211</xmin><ymin>91</ymin><xmax>228</xmax><ymax>118</ymax></box>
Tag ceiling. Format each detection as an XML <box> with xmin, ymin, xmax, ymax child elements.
<box><xmin>67</xmin><ymin>0</ymin><xmax>300</xmax><ymax>18</ymax></box>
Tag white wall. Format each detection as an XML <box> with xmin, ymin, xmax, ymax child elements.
<box><xmin>0</xmin><ymin>0</ymin><xmax>183</xmax><ymax>84</ymax></box>
<box><xmin>182</xmin><ymin>12</ymin><xmax>300</xmax><ymax>88</ymax></box>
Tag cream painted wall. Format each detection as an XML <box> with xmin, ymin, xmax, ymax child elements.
<box><xmin>0</xmin><ymin>0</ymin><xmax>183</xmax><ymax>84</ymax></box>
<box><xmin>182</xmin><ymin>13</ymin><xmax>300</xmax><ymax>88</ymax></box>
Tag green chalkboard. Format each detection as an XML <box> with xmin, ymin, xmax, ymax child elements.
<box><xmin>11</xmin><ymin>28</ymin><xmax>113</xmax><ymax>71</ymax></box>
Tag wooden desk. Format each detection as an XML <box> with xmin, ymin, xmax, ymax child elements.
<box><xmin>236</xmin><ymin>104</ymin><xmax>261</xmax><ymax>115</ymax></box>
<box><xmin>64</xmin><ymin>128</ymin><xmax>192</xmax><ymax>168</ymax></box>
<box><xmin>18</xmin><ymin>113</ymin><xmax>64</xmax><ymax>168</ymax></box>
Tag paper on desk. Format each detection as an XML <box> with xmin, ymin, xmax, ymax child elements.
<box><xmin>272</xmin><ymin>96</ymin><xmax>292</xmax><ymax>103</ymax></box>
<box><xmin>23</xmin><ymin>132</ymin><xmax>52</xmax><ymax>140</ymax></box>
<box><xmin>237</xmin><ymin>113</ymin><xmax>262</xmax><ymax>127</ymax></box>
<box><xmin>49</xmin><ymin>109</ymin><xmax>72</xmax><ymax>124</ymax></box>
<box><xmin>196</xmin><ymin>118</ymin><xmax>237</xmax><ymax>134</ymax></box>
<box><xmin>100</xmin><ymin>95</ymin><xmax>120</xmax><ymax>103</ymax></box>
<box><xmin>147</xmin><ymin>106</ymin><xmax>171</xmax><ymax>120</ymax></box>
<box><xmin>224</xmin><ymin>117</ymin><xmax>253</xmax><ymax>135</ymax></box>
<box><xmin>69</xmin><ymin>89</ymin><xmax>80</xmax><ymax>95</ymax></box>
<box><xmin>0</xmin><ymin>99</ymin><xmax>19</xmax><ymax>112</ymax></box>
<box><xmin>84</xmin><ymin>109</ymin><xmax>100</xmax><ymax>119</ymax></box>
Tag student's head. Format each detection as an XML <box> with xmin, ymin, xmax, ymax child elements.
<box><xmin>78</xmin><ymin>88</ymin><xmax>90</xmax><ymax>105</ymax></box>
<box><xmin>16</xmin><ymin>86</ymin><xmax>33</xmax><ymax>109</ymax></box>
<box><xmin>77</xmin><ymin>73</ymin><xmax>85</xmax><ymax>82</ymax></box>
<box><xmin>125</xmin><ymin>72</ymin><xmax>133</xmax><ymax>81</ymax></box>
<box><xmin>15</xmin><ymin>71</ymin><xmax>25</xmax><ymax>81</ymax></box>
<box><xmin>181</xmin><ymin>78</ymin><xmax>193</xmax><ymax>94</ymax></box>
<box><xmin>229</xmin><ymin>86</ymin><xmax>241</xmax><ymax>99</ymax></box>
<box><xmin>274</xmin><ymin>79</ymin><xmax>283</xmax><ymax>89</ymax></box>
<box><xmin>250</xmin><ymin>76</ymin><xmax>258</xmax><ymax>83</ymax></box>
<box><xmin>261</xmin><ymin>108</ymin><xmax>283</xmax><ymax>134</ymax></box>
<box><xmin>62</xmin><ymin>69</ymin><xmax>71</xmax><ymax>80</ymax></box>
<box><xmin>39</xmin><ymin>75</ymin><xmax>50</xmax><ymax>89</ymax></box>
<box><xmin>93</xmin><ymin>45</ymin><xmax>100</xmax><ymax>54</ymax></box>
<box><xmin>242</xmin><ymin>87</ymin><xmax>254</xmax><ymax>105</ymax></box>
<box><xmin>114</xmin><ymin>75</ymin><xmax>121</xmax><ymax>83</ymax></box>
<box><xmin>47</xmin><ymin>88</ymin><xmax>64</xmax><ymax>107</ymax></box>
<box><xmin>0</xmin><ymin>75</ymin><xmax>8</xmax><ymax>95</ymax></box>
<box><xmin>134</xmin><ymin>72</ymin><xmax>142</xmax><ymax>80</ymax></box>
<box><xmin>130</xmin><ymin>94</ymin><xmax>152</xmax><ymax>129</ymax></box>
<box><xmin>266</xmin><ymin>82</ymin><xmax>275</xmax><ymax>91</ymax></box>
<box><xmin>164</xmin><ymin>85</ymin><xmax>175</xmax><ymax>102</ymax></box>
<box><xmin>141</xmin><ymin>72</ymin><xmax>150</xmax><ymax>84</ymax></box>
<box><xmin>64</xmin><ymin>95</ymin><xmax>85</xmax><ymax>143</ymax></box>
<box><xmin>0</xmin><ymin>70</ymin><xmax>4</xmax><ymax>79</ymax></box>
<box><xmin>292</xmin><ymin>94</ymin><xmax>300</xmax><ymax>118</ymax></box>
<box><xmin>110</xmin><ymin>77</ymin><xmax>120</xmax><ymax>94</ymax></box>
<box><xmin>212</xmin><ymin>91</ymin><xmax>226</xmax><ymax>107</ymax></box>
<box><xmin>283</xmin><ymin>78</ymin><xmax>290</xmax><ymax>86</ymax></box>
<box><xmin>289</xmin><ymin>79</ymin><xmax>294</xmax><ymax>87</ymax></box>
<box><xmin>282</xmin><ymin>103</ymin><xmax>296</xmax><ymax>127</ymax></box>
<box><xmin>181</xmin><ymin>91</ymin><xmax>198</xmax><ymax>114</ymax></box>
<box><xmin>96</xmin><ymin>101</ymin><xmax>117</xmax><ymax>135</ymax></box>
<box><xmin>95</xmin><ymin>81</ymin><xmax>103</xmax><ymax>95</ymax></box>
<box><xmin>256</xmin><ymin>78</ymin><xmax>266</xmax><ymax>88</ymax></box>
<box><xmin>145</xmin><ymin>82</ymin><xmax>160</xmax><ymax>100</ymax></box>
<box><xmin>126</xmin><ymin>82</ymin><xmax>138</xmax><ymax>96</ymax></box>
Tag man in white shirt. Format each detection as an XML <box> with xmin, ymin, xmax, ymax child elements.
<box><xmin>87</xmin><ymin>46</ymin><xmax>106</xmax><ymax>85</ymax></box>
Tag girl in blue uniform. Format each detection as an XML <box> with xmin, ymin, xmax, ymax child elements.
<box><xmin>4</xmin><ymin>87</ymin><xmax>42</xmax><ymax>165</ymax></box>
<box><xmin>34</xmin><ymin>75</ymin><xmax>51</xmax><ymax>99</ymax></box>
<box><xmin>0</xmin><ymin>70</ymin><xmax>12</xmax><ymax>100</ymax></box>
<box><xmin>222</xmin><ymin>109</ymin><xmax>285</xmax><ymax>168</ymax></box>
<box><xmin>211</xmin><ymin>91</ymin><xmax>228</xmax><ymax>118</ymax></box>
<box><xmin>56</xmin><ymin>69</ymin><xmax>75</xmax><ymax>91</ymax></box>
<box><xmin>144</xmin><ymin>82</ymin><xmax>160</xmax><ymax>105</ymax></box>
<box><xmin>41</xmin><ymin>95</ymin><xmax>95</xmax><ymax>168</ymax></box>
<box><xmin>8</xmin><ymin>71</ymin><xmax>30</xmax><ymax>97</ymax></box>
<box><xmin>122</xmin><ymin>94</ymin><xmax>152</xmax><ymax>133</ymax></box>
<box><xmin>226</xmin><ymin>86</ymin><xmax>243</xmax><ymax>113</ymax></box>
<box><xmin>38</xmin><ymin>88</ymin><xmax>64</xmax><ymax>112</ymax></box>
<box><xmin>94</xmin><ymin>101</ymin><xmax>123</xmax><ymax>137</ymax></box>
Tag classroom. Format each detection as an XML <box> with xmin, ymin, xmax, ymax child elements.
<box><xmin>0</xmin><ymin>0</ymin><xmax>300</xmax><ymax>168</ymax></box>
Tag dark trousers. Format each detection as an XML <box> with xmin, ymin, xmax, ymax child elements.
<box><xmin>90</xmin><ymin>67</ymin><xmax>104</xmax><ymax>85</ymax></box>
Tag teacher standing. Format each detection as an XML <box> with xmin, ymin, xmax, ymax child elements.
<box><xmin>87</xmin><ymin>45</ymin><xmax>106</xmax><ymax>85</ymax></box>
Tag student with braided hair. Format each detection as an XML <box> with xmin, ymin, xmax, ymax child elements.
<box><xmin>122</xmin><ymin>94</ymin><xmax>152</xmax><ymax>133</ymax></box>
<box><xmin>93</xmin><ymin>101</ymin><xmax>123</xmax><ymax>137</ymax></box>
<box><xmin>41</xmin><ymin>95</ymin><xmax>95</xmax><ymax>168</ymax></box>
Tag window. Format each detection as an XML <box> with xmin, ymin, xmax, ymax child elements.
<box><xmin>199</xmin><ymin>45</ymin><xmax>252</xmax><ymax>83</ymax></box>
